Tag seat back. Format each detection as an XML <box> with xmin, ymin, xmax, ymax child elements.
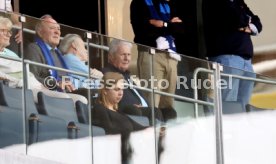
<box><xmin>222</xmin><ymin>101</ymin><xmax>245</xmax><ymax>114</ymax></box>
<box><xmin>92</xmin><ymin>125</ymin><xmax>106</xmax><ymax>136</ymax></box>
<box><xmin>37</xmin><ymin>91</ymin><xmax>78</xmax><ymax>122</ymax></box>
<box><xmin>75</xmin><ymin>100</ymin><xmax>89</xmax><ymax>124</ymax></box>
<box><xmin>0</xmin><ymin>84</ymin><xmax>37</xmax><ymax>115</ymax></box>
<box><xmin>0</xmin><ymin>106</ymin><xmax>24</xmax><ymax>148</ymax></box>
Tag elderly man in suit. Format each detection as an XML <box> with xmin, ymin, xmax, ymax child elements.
<box><xmin>25</xmin><ymin>14</ymin><xmax>74</xmax><ymax>92</ymax></box>
<box><xmin>102</xmin><ymin>39</ymin><xmax>177</xmax><ymax>122</ymax></box>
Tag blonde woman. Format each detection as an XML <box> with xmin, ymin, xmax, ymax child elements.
<box><xmin>92</xmin><ymin>72</ymin><xmax>146</xmax><ymax>135</ymax></box>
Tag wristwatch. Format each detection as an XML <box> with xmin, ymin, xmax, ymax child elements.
<box><xmin>163</xmin><ymin>22</ymin><xmax>168</xmax><ymax>27</ymax></box>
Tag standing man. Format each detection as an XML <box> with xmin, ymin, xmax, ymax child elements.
<box><xmin>203</xmin><ymin>0</ymin><xmax>262</xmax><ymax>107</ymax></box>
<box><xmin>130</xmin><ymin>0</ymin><xmax>183</xmax><ymax>111</ymax></box>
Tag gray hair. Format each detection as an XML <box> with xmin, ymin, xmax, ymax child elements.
<box><xmin>59</xmin><ymin>33</ymin><xmax>82</xmax><ymax>54</ymax></box>
<box><xmin>35</xmin><ymin>14</ymin><xmax>53</xmax><ymax>32</ymax></box>
<box><xmin>0</xmin><ymin>16</ymin><xmax>13</xmax><ymax>29</ymax></box>
<box><xmin>108</xmin><ymin>39</ymin><xmax>133</xmax><ymax>56</ymax></box>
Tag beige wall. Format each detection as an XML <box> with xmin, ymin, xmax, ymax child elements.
<box><xmin>105</xmin><ymin>0</ymin><xmax>137</xmax><ymax>74</ymax></box>
<box><xmin>105</xmin><ymin>0</ymin><xmax>133</xmax><ymax>42</ymax></box>
<box><xmin>247</xmin><ymin>1</ymin><xmax>276</xmax><ymax>46</ymax></box>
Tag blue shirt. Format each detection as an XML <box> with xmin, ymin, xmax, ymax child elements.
<box><xmin>63</xmin><ymin>53</ymin><xmax>99</xmax><ymax>89</ymax></box>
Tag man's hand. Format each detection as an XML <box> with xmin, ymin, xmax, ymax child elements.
<box><xmin>170</xmin><ymin>17</ymin><xmax>182</xmax><ymax>23</ymax></box>
<box><xmin>58</xmin><ymin>81</ymin><xmax>75</xmax><ymax>92</ymax></box>
<box><xmin>14</xmin><ymin>30</ymin><xmax>22</xmax><ymax>44</ymax></box>
<box><xmin>90</xmin><ymin>68</ymin><xmax>103</xmax><ymax>79</ymax></box>
<box><xmin>239</xmin><ymin>26</ymin><xmax>252</xmax><ymax>33</ymax></box>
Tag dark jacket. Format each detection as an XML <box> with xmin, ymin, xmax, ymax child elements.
<box><xmin>92</xmin><ymin>103</ymin><xmax>145</xmax><ymax>135</ymax></box>
<box><xmin>203</xmin><ymin>0</ymin><xmax>262</xmax><ymax>59</ymax></box>
<box><xmin>25</xmin><ymin>42</ymin><xmax>67</xmax><ymax>84</ymax></box>
<box><xmin>102</xmin><ymin>64</ymin><xmax>147</xmax><ymax>110</ymax></box>
<box><xmin>102</xmin><ymin>64</ymin><xmax>164</xmax><ymax>121</ymax></box>
<box><xmin>130</xmin><ymin>0</ymin><xmax>184</xmax><ymax>48</ymax></box>
<box><xmin>24</xmin><ymin>42</ymin><xmax>51</xmax><ymax>84</ymax></box>
<box><xmin>170</xmin><ymin>0</ymin><xmax>206</xmax><ymax>59</ymax></box>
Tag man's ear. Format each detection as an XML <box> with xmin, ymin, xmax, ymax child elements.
<box><xmin>36</xmin><ymin>29</ymin><xmax>42</xmax><ymax>38</ymax></box>
<box><xmin>71</xmin><ymin>42</ymin><xmax>77</xmax><ymax>50</ymax></box>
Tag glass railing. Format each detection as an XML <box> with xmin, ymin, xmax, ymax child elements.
<box><xmin>1</xmin><ymin>11</ymin><xmax>276</xmax><ymax>164</ymax></box>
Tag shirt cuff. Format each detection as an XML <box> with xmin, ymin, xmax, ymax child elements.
<box><xmin>249</xmin><ymin>23</ymin><xmax>259</xmax><ymax>35</ymax></box>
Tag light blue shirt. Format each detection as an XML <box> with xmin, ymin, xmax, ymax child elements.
<box><xmin>63</xmin><ymin>53</ymin><xmax>99</xmax><ymax>89</ymax></box>
<box><xmin>0</xmin><ymin>48</ymin><xmax>19</xmax><ymax>58</ymax></box>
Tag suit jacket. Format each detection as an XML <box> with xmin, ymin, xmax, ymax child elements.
<box><xmin>25</xmin><ymin>41</ymin><xmax>67</xmax><ymax>84</ymax></box>
<box><xmin>24</xmin><ymin>42</ymin><xmax>51</xmax><ymax>84</ymax></box>
<box><xmin>102</xmin><ymin>64</ymin><xmax>165</xmax><ymax>121</ymax></box>
<box><xmin>102</xmin><ymin>64</ymin><xmax>148</xmax><ymax>110</ymax></box>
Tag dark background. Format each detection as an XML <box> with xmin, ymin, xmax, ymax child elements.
<box><xmin>19</xmin><ymin>0</ymin><xmax>106</xmax><ymax>69</ymax></box>
<box><xmin>19</xmin><ymin>0</ymin><xmax>105</xmax><ymax>33</ymax></box>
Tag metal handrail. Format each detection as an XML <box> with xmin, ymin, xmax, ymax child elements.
<box><xmin>193</xmin><ymin>65</ymin><xmax>276</xmax><ymax>117</ymax></box>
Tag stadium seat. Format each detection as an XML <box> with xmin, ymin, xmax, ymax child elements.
<box><xmin>0</xmin><ymin>106</ymin><xmax>24</xmax><ymax>148</ymax></box>
<box><xmin>0</xmin><ymin>84</ymin><xmax>37</xmax><ymax>115</ymax></box>
<box><xmin>38</xmin><ymin>92</ymin><xmax>105</xmax><ymax>137</ymax></box>
<box><xmin>222</xmin><ymin>101</ymin><xmax>245</xmax><ymax>114</ymax></box>
<box><xmin>37</xmin><ymin>91</ymin><xmax>78</xmax><ymax>122</ymax></box>
<box><xmin>127</xmin><ymin>115</ymin><xmax>150</xmax><ymax>126</ymax></box>
<box><xmin>0</xmin><ymin>84</ymin><xmax>70</xmax><ymax>144</ymax></box>
<box><xmin>75</xmin><ymin>100</ymin><xmax>89</xmax><ymax>124</ymax></box>
<box><xmin>75</xmin><ymin>101</ymin><xmax>106</xmax><ymax>136</ymax></box>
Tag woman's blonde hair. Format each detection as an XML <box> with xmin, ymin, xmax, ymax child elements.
<box><xmin>97</xmin><ymin>72</ymin><xmax>124</xmax><ymax>110</ymax></box>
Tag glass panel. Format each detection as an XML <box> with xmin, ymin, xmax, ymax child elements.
<box><xmin>88</xmin><ymin>35</ymin><xmax>157</xmax><ymax>163</ymax></box>
<box><xmin>251</xmin><ymin>74</ymin><xmax>276</xmax><ymax>110</ymax></box>
<box><xmin>175</xmin><ymin>54</ymin><xmax>215</xmax><ymax>118</ymax></box>
<box><xmin>21</xmin><ymin>14</ymin><xmax>92</xmax><ymax>163</ymax></box>
<box><xmin>0</xmin><ymin>11</ymin><xmax>26</xmax><ymax>154</ymax></box>
<box><xmin>152</xmin><ymin>52</ymin><xmax>216</xmax><ymax>163</ymax></box>
<box><xmin>221</xmin><ymin>64</ymin><xmax>276</xmax><ymax>163</ymax></box>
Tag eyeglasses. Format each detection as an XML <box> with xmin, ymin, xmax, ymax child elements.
<box><xmin>0</xmin><ymin>29</ymin><xmax>12</xmax><ymax>36</ymax></box>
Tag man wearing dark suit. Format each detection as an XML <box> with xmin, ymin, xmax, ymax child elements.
<box><xmin>25</xmin><ymin>14</ymin><xmax>74</xmax><ymax>92</ymax></box>
<box><xmin>102</xmin><ymin>39</ymin><xmax>177</xmax><ymax>122</ymax></box>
